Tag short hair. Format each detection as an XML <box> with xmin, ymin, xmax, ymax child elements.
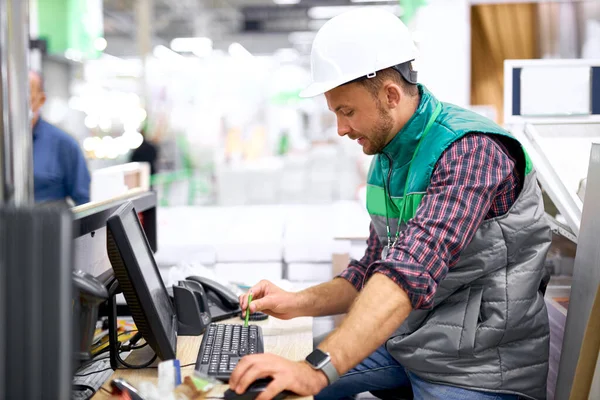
<box><xmin>356</xmin><ymin>67</ymin><xmax>418</xmax><ymax>98</ymax></box>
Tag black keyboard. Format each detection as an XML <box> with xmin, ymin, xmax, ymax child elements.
<box><xmin>195</xmin><ymin>323</ymin><xmax>264</xmax><ymax>381</ymax></box>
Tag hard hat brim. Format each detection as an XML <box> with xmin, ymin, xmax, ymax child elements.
<box><xmin>299</xmin><ymin>56</ymin><xmax>418</xmax><ymax>98</ymax></box>
<box><xmin>299</xmin><ymin>74</ymin><xmax>364</xmax><ymax>98</ymax></box>
<box><xmin>299</xmin><ymin>81</ymin><xmax>339</xmax><ymax>98</ymax></box>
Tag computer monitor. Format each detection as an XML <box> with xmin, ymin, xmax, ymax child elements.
<box><xmin>106</xmin><ymin>201</ymin><xmax>177</xmax><ymax>361</ymax></box>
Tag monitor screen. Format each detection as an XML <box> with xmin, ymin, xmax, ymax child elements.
<box><xmin>121</xmin><ymin>209</ymin><xmax>172</xmax><ymax>320</ymax></box>
<box><xmin>106</xmin><ymin>201</ymin><xmax>176</xmax><ymax>361</ymax></box>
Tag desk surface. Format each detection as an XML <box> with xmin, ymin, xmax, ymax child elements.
<box><xmin>93</xmin><ymin>316</ymin><xmax>313</xmax><ymax>399</ymax></box>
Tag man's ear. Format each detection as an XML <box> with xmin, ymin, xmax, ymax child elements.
<box><xmin>384</xmin><ymin>83</ymin><xmax>402</xmax><ymax>109</ymax></box>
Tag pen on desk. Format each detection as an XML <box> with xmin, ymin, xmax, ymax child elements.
<box><xmin>244</xmin><ymin>292</ymin><xmax>253</xmax><ymax>327</ymax></box>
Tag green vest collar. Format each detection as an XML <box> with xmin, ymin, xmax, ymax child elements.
<box><xmin>381</xmin><ymin>84</ymin><xmax>440</xmax><ymax>169</ymax></box>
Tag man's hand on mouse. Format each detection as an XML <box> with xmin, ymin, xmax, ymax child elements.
<box><xmin>229</xmin><ymin>353</ymin><xmax>328</xmax><ymax>400</ymax></box>
<box><xmin>239</xmin><ymin>280</ymin><xmax>302</xmax><ymax>320</ymax></box>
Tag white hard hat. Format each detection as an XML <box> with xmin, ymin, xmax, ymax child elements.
<box><xmin>299</xmin><ymin>8</ymin><xmax>418</xmax><ymax>98</ymax></box>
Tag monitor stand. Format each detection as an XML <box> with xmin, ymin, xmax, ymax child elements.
<box><xmin>106</xmin><ymin>280</ymin><xmax>157</xmax><ymax>370</ymax></box>
<box><xmin>104</xmin><ymin>279</ymin><xmax>211</xmax><ymax>371</ymax></box>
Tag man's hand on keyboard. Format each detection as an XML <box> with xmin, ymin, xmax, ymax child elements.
<box><xmin>229</xmin><ymin>353</ymin><xmax>328</xmax><ymax>400</ymax></box>
<box><xmin>239</xmin><ymin>280</ymin><xmax>301</xmax><ymax>320</ymax></box>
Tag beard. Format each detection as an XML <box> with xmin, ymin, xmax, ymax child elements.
<box><xmin>362</xmin><ymin>104</ymin><xmax>394</xmax><ymax>155</ymax></box>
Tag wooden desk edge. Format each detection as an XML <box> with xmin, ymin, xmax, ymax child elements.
<box><xmin>92</xmin><ymin>317</ymin><xmax>314</xmax><ymax>400</ymax></box>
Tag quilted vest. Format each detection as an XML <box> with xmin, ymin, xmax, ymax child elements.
<box><xmin>366</xmin><ymin>85</ymin><xmax>551</xmax><ymax>399</ymax></box>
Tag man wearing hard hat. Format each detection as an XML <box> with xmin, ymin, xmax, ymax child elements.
<box><xmin>230</xmin><ymin>8</ymin><xmax>550</xmax><ymax>400</ymax></box>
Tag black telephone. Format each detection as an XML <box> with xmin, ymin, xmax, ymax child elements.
<box><xmin>186</xmin><ymin>276</ymin><xmax>242</xmax><ymax>321</ymax></box>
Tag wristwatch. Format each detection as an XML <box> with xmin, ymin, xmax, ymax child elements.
<box><xmin>305</xmin><ymin>349</ymin><xmax>339</xmax><ymax>384</ymax></box>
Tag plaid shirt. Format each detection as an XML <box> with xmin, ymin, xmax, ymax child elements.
<box><xmin>339</xmin><ymin>133</ymin><xmax>521</xmax><ymax>310</ymax></box>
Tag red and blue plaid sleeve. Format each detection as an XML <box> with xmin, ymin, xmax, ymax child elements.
<box><xmin>338</xmin><ymin>222</ymin><xmax>383</xmax><ymax>291</ymax></box>
<box><xmin>361</xmin><ymin>134</ymin><xmax>519</xmax><ymax>310</ymax></box>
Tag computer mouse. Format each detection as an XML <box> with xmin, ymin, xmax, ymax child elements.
<box><xmin>224</xmin><ymin>378</ymin><xmax>293</xmax><ymax>400</ymax></box>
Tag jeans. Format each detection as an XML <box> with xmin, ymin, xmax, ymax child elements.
<box><xmin>315</xmin><ymin>345</ymin><xmax>519</xmax><ymax>400</ymax></box>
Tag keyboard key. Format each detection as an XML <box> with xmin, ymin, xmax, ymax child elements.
<box><xmin>229</xmin><ymin>357</ymin><xmax>240</xmax><ymax>369</ymax></box>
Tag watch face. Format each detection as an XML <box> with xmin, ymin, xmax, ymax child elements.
<box><xmin>306</xmin><ymin>349</ymin><xmax>329</xmax><ymax>367</ymax></box>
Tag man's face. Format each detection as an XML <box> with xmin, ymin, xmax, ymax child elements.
<box><xmin>325</xmin><ymin>82</ymin><xmax>394</xmax><ymax>155</ymax></box>
<box><xmin>29</xmin><ymin>72</ymin><xmax>45</xmax><ymax>125</ymax></box>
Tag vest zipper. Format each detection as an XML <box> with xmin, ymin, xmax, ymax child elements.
<box><xmin>382</xmin><ymin>151</ymin><xmax>394</xmax><ymax>205</ymax></box>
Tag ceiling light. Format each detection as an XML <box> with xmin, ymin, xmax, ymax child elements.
<box><xmin>114</xmin><ymin>136</ymin><xmax>130</xmax><ymax>156</ymax></box>
<box><xmin>274</xmin><ymin>48</ymin><xmax>300</xmax><ymax>63</ymax></box>
<box><xmin>64</xmin><ymin>48</ymin><xmax>82</xmax><ymax>62</ymax></box>
<box><xmin>68</xmin><ymin>96</ymin><xmax>84</xmax><ymax>111</ymax></box>
<box><xmin>83</xmin><ymin>137</ymin><xmax>97</xmax><ymax>152</ymax></box>
<box><xmin>228</xmin><ymin>43</ymin><xmax>253</xmax><ymax>58</ymax></box>
<box><xmin>308</xmin><ymin>5</ymin><xmax>403</xmax><ymax>20</ymax></box>
<box><xmin>192</xmin><ymin>48</ymin><xmax>212</xmax><ymax>58</ymax></box>
<box><xmin>123</xmin><ymin>130</ymin><xmax>144</xmax><ymax>149</ymax></box>
<box><xmin>273</xmin><ymin>0</ymin><xmax>301</xmax><ymax>4</ymax></box>
<box><xmin>93</xmin><ymin>147</ymin><xmax>106</xmax><ymax>159</ymax></box>
<box><xmin>99</xmin><ymin>118</ymin><xmax>112</xmax><ymax>132</ymax></box>
<box><xmin>153</xmin><ymin>45</ymin><xmax>185</xmax><ymax>61</ymax></box>
<box><xmin>350</xmin><ymin>0</ymin><xmax>397</xmax><ymax>3</ymax></box>
<box><xmin>84</xmin><ymin>115</ymin><xmax>98</xmax><ymax>129</ymax></box>
<box><xmin>170</xmin><ymin>37</ymin><xmax>213</xmax><ymax>57</ymax></box>
<box><xmin>94</xmin><ymin>37</ymin><xmax>108</xmax><ymax>51</ymax></box>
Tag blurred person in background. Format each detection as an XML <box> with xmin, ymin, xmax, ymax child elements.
<box><xmin>129</xmin><ymin>126</ymin><xmax>159</xmax><ymax>176</ymax></box>
<box><xmin>30</xmin><ymin>71</ymin><xmax>90</xmax><ymax>206</ymax></box>
<box><xmin>231</xmin><ymin>8</ymin><xmax>551</xmax><ymax>400</ymax></box>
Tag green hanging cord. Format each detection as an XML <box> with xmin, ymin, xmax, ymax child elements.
<box><xmin>386</xmin><ymin>102</ymin><xmax>442</xmax><ymax>249</ymax></box>
<box><xmin>379</xmin><ymin>155</ymin><xmax>394</xmax><ymax>251</ymax></box>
